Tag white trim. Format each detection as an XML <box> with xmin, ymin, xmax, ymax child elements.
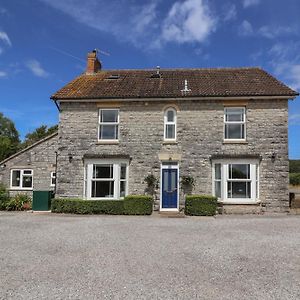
<box><xmin>84</xmin><ymin>159</ymin><xmax>128</xmax><ymax>200</ymax></box>
<box><xmin>164</xmin><ymin>107</ymin><xmax>177</xmax><ymax>141</ymax></box>
<box><xmin>224</xmin><ymin>107</ymin><xmax>246</xmax><ymax>141</ymax></box>
<box><xmin>50</xmin><ymin>171</ymin><xmax>56</xmax><ymax>187</ymax></box>
<box><xmin>98</xmin><ymin>108</ymin><xmax>119</xmax><ymax>141</ymax></box>
<box><xmin>10</xmin><ymin>169</ymin><xmax>33</xmax><ymax>190</ymax></box>
<box><xmin>160</xmin><ymin>162</ymin><xmax>179</xmax><ymax>211</ymax></box>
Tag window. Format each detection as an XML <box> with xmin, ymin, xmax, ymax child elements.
<box><xmin>164</xmin><ymin>108</ymin><xmax>176</xmax><ymax>140</ymax></box>
<box><xmin>98</xmin><ymin>109</ymin><xmax>119</xmax><ymax>140</ymax></box>
<box><xmin>213</xmin><ymin>160</ymin><xmax>258</xmax><ymax>202</ymax></box>
<box><xmin>85</xmin><ymin>160</ymin><xmax>128</xmax><ymax>199</ymax></box>
<box><xmin>50</xmin><ymin>172</ymin><xmax>56</xmax><ymax>187</ymax></box>
<box><xmin>11</xmin><ymin>169</ymin><xmax>33</xmax><ymax>189</ymax></box>
<box><xmin>224</xmin><ymin>107</ymin><xmax>246</xmax><ymax>140</ymax></box>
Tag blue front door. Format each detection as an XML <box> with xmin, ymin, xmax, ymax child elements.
<box><xmin>162</xmin><ymin>168</ymin><xmax>178</xmax><ymax>209</ymax></box>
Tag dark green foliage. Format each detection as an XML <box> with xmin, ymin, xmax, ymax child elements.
<box><xmin>0</xmin><ymin>112</ymin><xmax>20</xmax><ymax>161</ymax></box>
<box><xmin>290</xmin><ymin>173</ymin><xmax>300</xmax><ymax>186</ymax></box>
<box><xmin>0</xmin><ymin>184</ymin><xmax>10</xmax><ymax>210</ymax></box>
<box><xmin>6</xmin><ymin>194</ymin><xmax>32</xmax><ymax>211</ymax></box>
<box><xmin>185</xmin><ymin>195</ymin><xmax>218</xmax><ymax>216</ymax></box>
<box><xmin>123</xmin><ymin>195</ymin><xmax>153</xmax><ymax>215</ymax></box>
<box><xmin>22</xmin><ymin>125</ymin><xmax>58</xmax><ymax>148</ymax></box>
<box><xmin>290</xmin><ymin>160</ymin><xmax>300</xmax><ymax>173</ymax></box>
<box><xmin>51</xmin><ymin>196</ymin><xmax>153</xmax><ymax>215</ymax></box>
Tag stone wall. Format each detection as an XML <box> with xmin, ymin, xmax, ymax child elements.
<box><xmin>56</xmin><ymin>99</ymin><xmax>289</xmax><ymax>212</ymax></box>
<box><xmin>0</xmin><ymin>133</ymin><xmax>58</xmax><ymax>197</ymax></box>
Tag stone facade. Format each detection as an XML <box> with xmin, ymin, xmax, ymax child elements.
<box><xmin>56</xmin><ymin>98</ymin><xmax>289</xmax><ymax>212</ymax></box>
<box><xmin>0</xmin><ymin>133</ymin><xmax>58</xmax><ymax>197</ymax></box>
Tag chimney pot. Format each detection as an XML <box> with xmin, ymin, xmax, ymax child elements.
<box><xmin>86</xmin><ymin>50</ymin><xmax>101</xmax><ymax>74</ymax></box>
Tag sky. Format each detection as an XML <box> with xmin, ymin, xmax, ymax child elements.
<box><xmin>0</xmin><ymin>0</ymin><xmax>299</xmax><ymax>158</ymax></box>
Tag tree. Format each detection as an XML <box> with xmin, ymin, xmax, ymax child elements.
<box><xmin>290</xmin><ymin>160</ymin><xmax>300</xmax><ymax>173</ymax></box>
<box><xmin>22</xmin><ymin>124</ymin><xmax>58</xmax><ymax>148</ymax></box>
<box><xmin>0</xmin><ymin>113</ymin><xmax>20</xmax><ymax>161</ymax></box>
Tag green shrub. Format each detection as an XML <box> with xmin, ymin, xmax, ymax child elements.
<box><xmin>185</xmin><ymin>195</ymin><xmax>217</xmax><ymax>216</ymax></box>
<box><xmin>51</xmin><ymin>196</ymin><xmax>153</xmax><ymax>215</ymax></box>
<box><xmin>6</xmin><ymin>193</ymin><xmax>32</xmax><ymax>211</ymax></box>
<box><xmin>123</xmin><ymin>195</ymin><xmax>153</xmax><ymax>215</ymax></box>
<box><xmin>0</xmin><ymin>184</ymin><xmax>10</xmax><ymax>210</ymax></box>
<box><xmin>290</xmin><ymin>173</ymin><xmax>300</xmax><ymax>186</ymax></box>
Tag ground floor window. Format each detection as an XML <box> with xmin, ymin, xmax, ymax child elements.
<box><xmin>10</xmin><ymin>169</ymin><xmax>33</xmax><ymax>189</ymax></box>
<box><xmin>85</xmin><ymin>159</ymin><xmax>128</xmax><ymax>199</ymax></box>
<box><xmin>213</xmin><ymin>160</ymin><xmax>259</xmax><ymax>202</ymax></box>
<box><xmin>50</xmin><ymin>172</ymin><xmax>56</xmax><ymax>187</ymax></box>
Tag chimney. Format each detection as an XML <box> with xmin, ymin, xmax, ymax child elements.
<box><xmin>86</xmin><ymin>50</ymin><xmax>101</xmax><ymax>74</ymax></box>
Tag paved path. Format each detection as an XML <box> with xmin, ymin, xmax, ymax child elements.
<box><xmin>0</xmin><ymin>212</ymin><xmax>300</xmax><ymax>299</ymax></box>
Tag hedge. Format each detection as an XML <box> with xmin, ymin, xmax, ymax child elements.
<box><xmin>51</xmin><ymin>195</ymin><xmax>153</xmax><ymax>215</ymax></box>
<box><xmin>290</xmin><ymin>173</ymin><xmax>300</xmax><ymax>186</ymax></box>
<box><xmin>185</xmin><ymin>195</ymin><xmax>218</xmax><ymax>216</ymax></box>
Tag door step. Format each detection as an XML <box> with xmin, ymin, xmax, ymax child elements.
<box><xmin>159</xmin><ymin>211</ymin><xmax>185</xmax><ymax>218</ymax></box>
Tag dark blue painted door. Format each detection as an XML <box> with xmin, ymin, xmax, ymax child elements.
<box><xmin>162</xmin><ymin>169</ymin><xmax>178</xmax><ymax>209</ymax></box>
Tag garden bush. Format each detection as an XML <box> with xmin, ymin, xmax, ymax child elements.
<box><xmin>123</xmin><ymin>195</ymin><xmax>153</xmax><ymax>215</ymax></box>
<box><xmin>51</xmin><ymin>195</ymin><xmax>153</xmax><ymax>215</ymax></box>
<box><xmin>0</xmin><ymin>184</ymin><xmax>10</xmax><ymax>210</ymax></box>
<box><xmin>6</xmin><ymin>193</ymin><xmax>32</xmax><ymax>211</ymax></box>
<box><xmin>185</xmin><ymin>195</ymin><xmax>218</xmax><ymax>216</ymax></box>
<box><xmin>290</xmin><ymin>173</ymin><xmax>300</xmax><ymax>186</ymax></box>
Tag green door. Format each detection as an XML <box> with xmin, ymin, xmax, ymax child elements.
<box><xmin>32</xmin><ymin>191</ymin><xmax>53</xmax><ymax>211</ymax></box>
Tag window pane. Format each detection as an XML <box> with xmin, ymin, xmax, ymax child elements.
<box><xmin>229</xmin><ymin>164</ymin><xmax>250</xmax><ymax>179</ymax></box>
<box><xmin>163</xmin><ymin>171</ymin><xmax>168</xmax><ymax>192</ymax></box>
<box><xmin>166</xmin><ymin>124</ymin><xmax>175</xmax><ymax>139</ymax></box>
<box><xmin>215</xmin><ymin>164</ymin><xmax>221</xmax><ymax>180</ymax></box>
<box><xmin>23</xmin><ymin>170</ymin><xmax>32</xmax><ymax>175</ymax></box>
<box><xmin>22</xmin><ymin>176</ymin><xmax>32</xmax><ymax>188</ymax></box>
<box><xmin>225</xmin><ymin>108</ymin><xmax>244</xmax><ymax>121</ymax></box>
<box><xmin>91</xmin><ymin>181</ymin><xmax>114</xmax><ymax>198</ymax></box>
<box><xmin>228</xmin><ymin>182</ymin><xmax>251</xmax><ymax>198</ymax></box>
<box><xmin>167</xmin><ymin>110</ymin><xmax>174</xmax><ymax>122</ymax></box>
<box><xmin>93</xmin><ymin>165</ymin><xmax>113</xmax><ymax>179</ymax></box>
<box><xmin>170</xmin><ymin>171</ymin><xmax>176</xmax><ymax>191</ymax></box>
<box><xmin>120</xmin><ymin>164</ymin><xmax>126</xmax><ymax>180</ymax></box>
<box><xmin>12</xmin><ymin>170</ymin><xmax>20</xmax><ymax>187</ymax></box>
<box><xmin>120</xmin><ymin>181</ymin><xmax>126</xmax><ymax>197</ymax></box>
<box><xmin>225</xmin><ymin>124</ymin><xmax>243</xmax><ymax>139</ymax></box>
<box><xmin>99</xmin><ymin>124</ymin><xmax>118</xmax><ymax>139</ymax></box>
<box><xmin>215</xmin><ymin>181</ymin><xmax>221</xmax><ymax>198</ymax></box>
<box><xmin>101</xmin><ymin>110</ymin><xmax>118</xmax><ymax>122</ymax></box>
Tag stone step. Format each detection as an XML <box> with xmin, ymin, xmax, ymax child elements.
<box><xmin>159</xmin><ymin>211</ymin><xmax>185</xmax><ymax>218</ymax></box>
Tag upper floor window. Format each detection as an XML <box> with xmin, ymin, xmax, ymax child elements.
<box><xmin>224</xmin><ymin>107</ymin><xmax>246</xmax><ymax>140</ymax></box>
<box><xmin>164</xmin><ymin>108</ymin><xmax>177</xmax><ymax>141</ymax></box>
<box><xmin>99</xmin><ymin>109</ymin><xmax>119</xmax><ymax>140</ymax></box>
<box><xmin>11</xmin><ymin>169</ymin><xmax>33</xmax><ymax>190</ymax></box>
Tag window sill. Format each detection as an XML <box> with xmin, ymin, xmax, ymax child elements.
<box><xmin>9</xmin><ymin>188</ymin><xmax>33</xmax><ymax>191</ymax></box>
<box><xmin>163</xmin><ymin>140</ymin><xmax>178</xmax><ymax>145</ymax></box>
<box><xmin>218</xmin><ymin>199</ymin><xmax>261</xmax><ymax>205</ymax></box>
<box><xmin>97</xmin><ymin>140</ymin><xmax>119</xmax><ymax>145</ymax></box>
<box><xmin>223</xmin><ymin>140</ymin><xmax>248</xmax><ymax>144</ymax></box>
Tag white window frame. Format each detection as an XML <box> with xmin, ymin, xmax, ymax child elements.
<box><xmin>84</xmin><ymin>159</ymin><xmax>128</xmax><ymax>200</ymax></box>
<box><xmin>164</xmin><ymin>107</ymin><xmax>177</xmax><ymax>141</ymax></box>
<box><xmin>98</xmin><ymin>108</ymin><xmax>120</xmax><ymax>141</ymax></box>
<box><xmin>10</xmin><ymin>169</ymin><xmax>33</xmax><ymax>190</ymax></box>
<box><xmin>224</xmin><ymin>107</ymin><xmax>246</xmax><ymax>141</ymax></box>
<box><xmin>212</xmin><ymin>159</ymin><xmax>259</xmax><ymax>204</ymax></box>
<box><xmin>50</xmin><ymin>171</ymin><xmax>56</xmax><ymax>187</ymax></box>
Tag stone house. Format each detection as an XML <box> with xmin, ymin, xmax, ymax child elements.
<box><xmin>0</xmin><ymin>132</ymin><xmax>58</xmax><ymax>197</ymax></box>
<box><xmin>1</xmin><ymin>51</ymin><xmax>298</xmax><ymax>213</ymax></box>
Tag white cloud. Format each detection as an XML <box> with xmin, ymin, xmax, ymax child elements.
<box><xmin>223</xmin><ymin>4</ymin><xmax>237</xmax><ymax>22</ymax></box>
<box><xmin>243</xmin><ymin>0</ymin><xmax>260</xmax><ymax>8</ymax></box>
<box><xmin>0</xmin><ymin>71</ymin><xmax>7</xmax><ymax>77</ymax></box>
<box><xmin>161</xmin><ymin>0</ymin><xmax>217</xmax><ymax>44</ymax></box>
<box><xmin>0</xmin><ymin>31</ymin><xmax>11</xmax><ymax>47</ymax></box>
<box><xmin>289</xmin><ymin>114</ymin><xmax>300</xmax><ymax>125</ymax></box>
<box><xmin>39</xmin><ymin>0</ymin><xmax>216</xmax><ymax>48</ymax></box>
<box><xmin>258</xmin><ymin>25</ymin><xmax>295</xmax><ymax>39</ymax></box>
<box><xmin>238</xmin><ymin>20</ymin><xmax>253</xmax><ymax>36</ymax></box>
<box><xmin>26</xmin><ymin>60</ymin><xmax>49</xmax><ymax>78</ymax></box>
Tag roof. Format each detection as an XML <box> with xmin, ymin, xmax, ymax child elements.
<box><xmin>0</xmin><ymin>132</ymin><xmax>58</xmax><ymax>166</ymax></box>
<box><xmin>51</xmin><ymin>67</ymin><xmax>298</xmax><ymax>100</ymax></box>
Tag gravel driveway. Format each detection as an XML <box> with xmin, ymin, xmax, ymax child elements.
<box><xmin>0</xmin><ymin>212</ymin><xmax>300</xmax><ymax>300</ymax></box>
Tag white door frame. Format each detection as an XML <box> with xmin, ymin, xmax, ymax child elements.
<box><xmin>160</xmin><ymin>162</ymin><xmax>179</xmax><ymax>212</ymax></box>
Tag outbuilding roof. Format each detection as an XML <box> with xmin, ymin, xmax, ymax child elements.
<box><xmin>51</xmin><ymin>67</ymin><xmax>298</xmax><ymax>100</ymax></box>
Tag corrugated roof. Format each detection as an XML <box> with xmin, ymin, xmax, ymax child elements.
<box><xmin>51</xmin><ymin>67</ymin><xmax>298</xmax><ymax>100</ymax></box>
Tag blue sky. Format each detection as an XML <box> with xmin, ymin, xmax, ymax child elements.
<box><xmin>0</xmin><ymin>0</ymin><xmax>299</xmax><ymax>158</ymax></box>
